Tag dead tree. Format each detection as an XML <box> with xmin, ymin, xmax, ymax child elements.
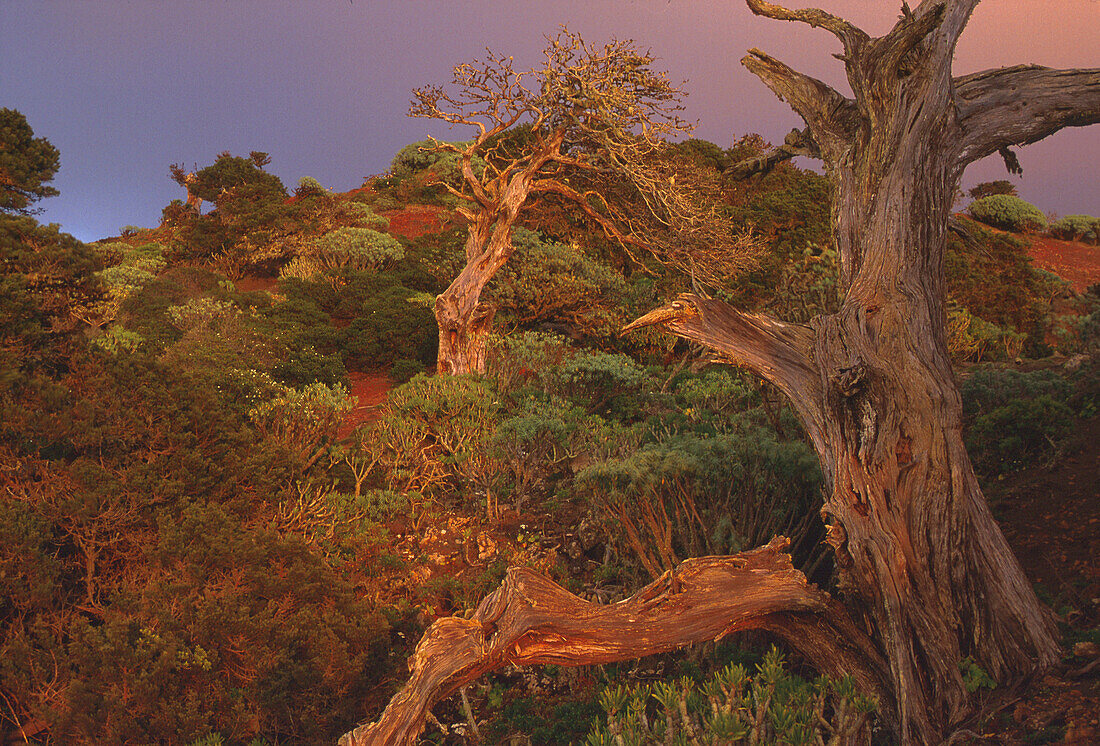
<box><xmin>411</xmin><ymin>29</ymin><xmax>756</xmax><ymax>375</ymax></box>
<box><xmin>341</xmin><ymin>2</ymin><xmax>1099</xmax><ymax>743</ymax></box>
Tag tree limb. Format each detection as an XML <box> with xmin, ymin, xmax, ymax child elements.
<box><xmin>622</xmin><ymin>295</ymin><xmax>827</xmax><ymax>463</ymax></box>
<box><xmin>744</xmin><ymin>0</ymin><xmax>869</xmax><ymax>58</ymax></box>
<box><xmin>869</xmin><ymin>0</ymin><xmax>946</xmax><ymax>82</ymax></box>
<box><xmin>954</xmin><ymin>65</ymin><xmax>1100</xmax><ymax>167</ymax></box>
<box><xmin>725</xmin><ymin>128</ymin><xmax>818</xmax><ymax>180</ymax></box>
<box><xmin>339</xmin><ymin>538</ymin><xmax>877</xmax><ymax>746</ymax></box>
<box><xmin>741</xmin><ymin>49</ymin><xmax>858</xmax><ymax>163</ymax></box>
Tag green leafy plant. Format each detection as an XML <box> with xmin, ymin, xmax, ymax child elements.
<box><xmin>968</xmin><ymin>194</ymin><xmax>1048</xmax><ymax>233</ymax></box>
<box><xmin>586</xmin><ymin>647</ymin><xmax>876</xmax><ymax>745</ymax></box>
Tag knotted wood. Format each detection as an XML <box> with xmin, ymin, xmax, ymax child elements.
<box><xmin>339</xmin><ymin>537</ymin><xmax>875</xmax><ymax>745</ymax></box>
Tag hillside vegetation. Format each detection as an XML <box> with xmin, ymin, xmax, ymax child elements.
<box><xmin>2</xmin><ymin>137</ymin><xmax>1098</xmax><ymax>745</ymax></box>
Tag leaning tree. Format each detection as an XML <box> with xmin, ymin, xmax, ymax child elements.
<box><xmin>341</xmin><ymin>2</ymin><xmax>1099</xmax><ymax>743</ymax></box>
<box><xmin>411</xmin><ymin>29</ymin><xmax>755</xmax><ymax>375</ymax></box>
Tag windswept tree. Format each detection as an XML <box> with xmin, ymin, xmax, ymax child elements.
<box><xmin>342</xmin><ymin>3</ymin><xmax>1099</xmax><ymax>745</ymax></box>
<box><xmin>411</xmin><ymin>29</ymin><xmax>757</xmax><ymax>375</ymax></box>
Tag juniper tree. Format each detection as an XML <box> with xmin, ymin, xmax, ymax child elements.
<box><xmin>410</xmin><ymin>28</ymin><xmax>757</xmax><ymax>375</ymax></box>
<box><xmin>342</xmin><ymin>3</ymin><xmax>1100</xmax><ymax>743</ymax></box>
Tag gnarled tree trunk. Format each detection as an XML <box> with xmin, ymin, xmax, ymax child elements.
<box><xmin>343</xmin><ymin>2</ymin><xmax>1099</xmax><ymax>743</ymax></box>
<box><xmin>434</xmin><ymin>198</ymin><xmax>520</xmax><ymax>376</ymax></box>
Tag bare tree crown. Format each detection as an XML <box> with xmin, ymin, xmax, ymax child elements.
<box><xmin>410</xmin><ymin>29</ymin><xmax>760</xmax><ymax>283</ymax></box>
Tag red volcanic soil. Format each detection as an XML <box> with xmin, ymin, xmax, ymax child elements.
<box><xmin>337</xmin><ymin>370</ymin><xmax>393</xmax><ymax>439</ymax></box>
<box><xmin>1026</xmin><ymin>236</ymin><xmax>1099</xmax><ymax>293</ymax></box>
<box><xmin>380</xmin><ymin>205</ymin><xmax>451</xmax><ymax>239</ymax></box>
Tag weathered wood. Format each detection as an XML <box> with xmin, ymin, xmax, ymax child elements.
<box><xmin>617</xmin><ymin>1</ymin><xmax>1098</xmax><ymax>741</ymax></box>
<box><xmin>339</xmin><ymin>538</ymin><xmax>888</xmax><ymax>745</ymax></box>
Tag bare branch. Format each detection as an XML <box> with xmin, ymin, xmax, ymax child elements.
<box><xmin>726</xmin><ymin>127</ymin><xmax>818</xmax><ymax>180</ymax></box>
<box><xmin>622</xmin><ymin>295</ymin><xmax>827</xmax><ymax>460</ymax></box>
<box><xmin>742</xmin><ymin>50</ymin><xmax>858</xmax><ymax>162</ymax></box>
<box><xmin>954</xmin><ymin>65</ymin><xmax>1100</xmax><ymax>167</ymax></box>
<box><xmin>744</xmin><ymin>0</ymin><xmax>869</xmax><ymax>58</ymax></box>
<box><xmin>339</xmin><ymin>538</ymin><xmax>866</xmax><ymax>746</ymax></box>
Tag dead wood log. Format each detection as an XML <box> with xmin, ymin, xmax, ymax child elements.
<box><xmin>339</xmin><ymin>537</ymin><xmax>890</xmax><ymax>745</ymax></box>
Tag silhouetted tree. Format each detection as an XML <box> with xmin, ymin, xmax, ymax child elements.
<box><xmin>0</xmin><ymin>109</ymin><xmax>60</xmax><ymax>214</ymax></box>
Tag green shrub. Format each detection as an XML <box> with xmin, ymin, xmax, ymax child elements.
<box><xmin>356</xmin><ymin>374</ymin><xmax>501</xmax><ymax>501</ymax></box>
<box><xmin>491</xmin><ymin>396</ymin><xmax>588</xmax><ymax>511</ymax></box>
<box><xmin>968</xmin><ymin>194</ymin><xmax>1047</xmax><ymax>233</ymax></box>
<box><xmin>249</xmin><ymin>381</ymin><xmax>355</xmax><ymax>465</ymax></box>
<box><xmin>295</xmin><ymin>175</ymin><xmax>327</xmax><ymax>195</ymax></box>
<box><xmin>340</xmin><ymin>286</ymin><xmax>437</xmax><ymax>369</ymax></box>
<box><xmin>90</xmin><ymin>325</ymin><xmax>146</xmax><ymax>355</ymax></box>
<box><xmin>575</xmin><ymin>428</ymin><xmax>823</xmax><ymax>578</ymax></box>
<box><xmin>545</xmin><ymin>349</ymin><xmax>650</xmax><ymax>416</ymax></box>
<box><xmin>390</xmin><ymin>139</ymin><xmax>484</xmax><ymax>184</ymax></box>
<box><xmin>492</xmin><ymin>229</ymin><xmax>627</xmax><ymax>340</ymax></box>
<box><xmin>313</xmin><ymin>227</ymin><xmax>405</xmax><ymax>272</ymax></box>
<box><xmin>484</xmin><ymin>330</ymin><xmax>572</xmax><ymax>393</ymax></box>
<box><xmin>961</xmin><ymin>367</ymin><xmax>1076</xmax><ymax>477</ymax></box>
<box><xmin>968</xmin><ymin>180</ymin><xmax>1017</xmax><ymax>200</ymax></box>
<box><xmin>271</xmin><ymin>346</ymin><xmax>347</xmax><ymax>388</ymax></box>
<box><xmin>586</xmin><ymin>647</ymin><xmax>876</xmax><ymax>746</ymax></box>
<box><xmin>1050</xmin><ymin>214</ymin><xmax>1100</xmax><ymax>244</ymax></box>
<box><xmin>389</xmin><ymin>357</ymin><xmax>425</xmax><ymax>384</ymax></box>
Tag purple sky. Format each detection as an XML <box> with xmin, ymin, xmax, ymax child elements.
<box><xmin>2</xmin><ymin>0</ymin><xmax>1097</xmax><ymax>242</ymax></box>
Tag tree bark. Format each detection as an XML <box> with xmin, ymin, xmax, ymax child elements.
<box><xmin>339</xmin><ymin>538</ymin><xmax>894</xmax><ymax>745</ymax></box>
<box><xmin>433</xmin><ymin>186</ymin><xmax>527</xmax><ymax>376</ymax></box>
<box><xmin>620</xmin><ymin>1</ymin><xmax>1097</xmax><ymax>740</ymax></box>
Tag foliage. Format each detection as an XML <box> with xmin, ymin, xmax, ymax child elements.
<box><xmin>0</xmin><ymin>214</ymin><xmax>100</xmax><ymax>384</ymax></box>
<box><xmin>314</xmin><ymin>226</ymin><xmax>405</xmax><ymax>272</ymax></box>
<box><xmin>184</xmin><ymin>151</ymin><xmax>285</xmax><ymax>204</ymax></box>
<box><xmin>0</xmin><ymin>108</ymin><xmax>60</xmax><ymax>213</ymax></box>
<box><xmin>720</xmin><ymin>159</ymin><xmax>834</xmax><ymax>318</ymax></box>
<box><xmin>968</xmin><ymin>194</ymin><xmax>1048</xmax><ymax>233</ymax></box>
<box><xmin>960</xmin><ymin>367</ymin><xmax>1076</xmax><ymax>477</ymax></box>
<box><xmin>91</xmin><ymin>241</ymin><xmax>167</xmax><ymax>323</ymax></box>
<box><xmin>0</xmin><ymin>349</ymin><xmax>394</xmax><ymax>744</ymax></box>
<box><xmin>390</xmin><ymin>138</ymin><xmax>484</xmax><ymax>186</ymax></box>
<box><xmin>492</xmin><ymin>228</ymin><xmax>628</xmax><ymax>341</ymax></box>
<box><xmin>575</xmin><ymin>427</ymin><xmax>823</xmax><ymax>578</ymax></box>
<box><xmin>968</xmin><ymin>180</ymin><xmax>1018</xmax><ymax>200</ymax></box>
<box><xmin>540</xmin><ymin>348</ymin><xmax>651</xmax><ymax>418</ymax></box>
<box><xmin>491</xmin><ymin>396</ymin><xmax>588</xmax><ymax>511</ymax></box>
<box><xmin>1050</xmin><ymin>214</ymin><xmax>1100</xmax><ymax>244</ymax></box>
<box><xmin>341</xmin><ymin>285</ymin><xmax>438</xmax><ymax>369</ymax></box>
<box><xmin>249</xmin><ymin>381</ymin><xmax>356</xmax><ymax>467</ymax></box>
<box><xmin>295</xmin><ymin>175</ymin><xmax>327</xmax><ymax>195</ymax></box>
<box><xmin>944</xmin><ymin>219</ymin><xmax>1062</xmax><ymax>357</ymax></box>
<box><xmin>483</xmin><ymin>330</ymin><xmax>572</xmax><ymax>393</ymax></box>
<box><xmin>586</xmin><ymin>648</ymin><xmax>876</xmax><ymax>745</ymax></box>
<box><xmin>350</xmin><ymin>374</ymin><xmax>501</xmax><ymax>502</ymax></box>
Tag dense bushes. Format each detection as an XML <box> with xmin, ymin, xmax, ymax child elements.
<box><xmin>1050</xmin><ymin>214</ymin><xmax>1100</xmax><ymax>243</ymax></box>
<box><xmin>0</xmin><ymin>351</ymin><xmax>396</xmax><ymax>744</ymax></box>
<box><xmin>960</xmin><ymin>366</ymin><xmax>1077</xmax><ymax>477</ymax></box>
<box><xmin>492</xmin><ymin>228</ymin><xmax>628</xmax><ymax>341</ymax></box>
<box><xmin>968</xmin><ymin>194</ymin><xmax>1047</xmax><ymax>232</ymax></box>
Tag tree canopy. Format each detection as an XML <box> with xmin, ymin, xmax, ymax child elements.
<box><xmin>0</xmin><ymin>109</ymin><xmax>60</xmax><ymax>214</ymax></box>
